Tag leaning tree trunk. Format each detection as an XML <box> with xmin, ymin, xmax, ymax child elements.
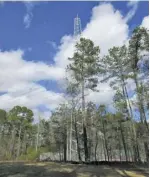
<box><xmin>133</xmin><ymin>70</ymin><xmax>149</xmax><ymax>162</ymax></box>
<box><xmin>121</xmin><ymin>77</ymin><xmax>140</xmax><ymax>162</ymax></box>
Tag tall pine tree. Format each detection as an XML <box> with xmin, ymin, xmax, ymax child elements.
<box><xmin>67</xmin><ymin>38</ymin><xmax>100</xmax><ymax>161</ymax></box>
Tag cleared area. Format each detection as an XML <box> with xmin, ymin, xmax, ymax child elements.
<box><xmin>0</xmin><ymin>162</ymin><xmax>148</xmax><ymax>177</ymax></box>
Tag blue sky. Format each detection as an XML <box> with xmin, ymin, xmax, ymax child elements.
<box><xmin>0</xmin><ymin>1</ymin><xmax>149</xmax><ymax>120</ymax></box>
<box><xmin>0</xmin><ymin>2</ymin><xmax>148</xmax><ymax>60</ymax></box>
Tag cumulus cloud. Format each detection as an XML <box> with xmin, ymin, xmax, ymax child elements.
<box><xmin>0</xmin><ymin>49</ymin><xmax>65</xmax><ymax>116</ymax></box>
<box><xmin>54</xmin><ymin>3</ymin><xmax>129</xmax><ymax>68</ymax></box>
<box><xmin>0</xmin><ymin>49</ymin><xmax>65</xmax><ymax>93</ymax></box>
<box><xmin>33</xmin><ymin>108</ymin><xmax>52</xmax><ymax>123</ymax></box>
<box><xmin>0</xmin><ymin>2</ymin><xmax>147</xmax><ymax>119</ymax></box>
<box><xmin>86</xmin><ymin>83</ymin><xmax>115</xmax><ymax>106</ymax></box>
<box><xmin>83</xmin><ymin>3</ymin><xmax>128</xmax><ymax>55</ymax></box>
<box><xmin>53</xmin><ymin>3</ymin><xmax>129</xmax><ymax>106</ymax></box>
<box><xmin>141</xmin><ymin>16</ymin><xmax>149</xmax><ymax>29</ymax></box>
<box><xmin>0</xmin><ymin>84</ymin><xmax>64</xmax><ymax>111</ymax></box>
<box><xmin>0</xmin><ymin>3</ymin><xmax>129</xmax><ymax>113</ymax></box>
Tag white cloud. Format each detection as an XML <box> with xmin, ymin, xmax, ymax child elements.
<box><xmin>0</xmin><ymin>2</ymin><xmax>147</xmax><ymax>120</ymax></box>
<box><xmin>124</xmin><ymin>1</ymin><xmax>139</xmax><ymax>22</ymax></box>
<box><xmin>141</xmin><ymin>16</ymin><xmax>149</xmax><ymax>29</ymax></box>
<box><xmin>82</xmin><ymin>3</ymin><xmax>128</xmax><ymax>55</ymax></box>
<box><xmin>0</xmin><ymin>49</ymin><xmax>65</xmax><ymax>114</ymax></box>
<box><xmin>0</xmin><ymin>83</ymin><xmax>63</xmax><ymax>110</ymax></box>
<box><xmin>33</xmin><ymin>108</ymin><xmax>52</xmax><ymax>123</ymax></box>
<box><xmin>0</xmin><ymin>82</ymin><xmax>64</xmax><ymax>111</ymax></box>
<box><xmin>54</xmin><ymin>35</ymin><xmax>75</xmax><ymax>68</ymax></box>
<box><xmin>53</xmin><ymin>3</ymin><xmax>129</xmax><ymax>107</ymax></box>
<box><xmin>54</xmin><ymin>3</ymin><xmax>129</xmax><ymax>67</ymax></box>
<box><xmin>86</xmin><ymin>82</ymin><xmax>115</xmax><ymax>106</ymax></box>
<box><xmin>0</xmin><ymin>49</ymin><xmax>65</xmax><ymax>93</ymax></box>
<box><xmin>23</xmin><ymin>2</ymin><xmax>34</xmax><ymax>29</ymax></box>
<box><xmin>125</xmin><ymin>78</ymin><xmax>136</xmax><ymax>92</ymax></box>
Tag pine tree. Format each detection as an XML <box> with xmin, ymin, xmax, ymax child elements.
<box><xmin>128</xmin><ymin>27</ymin><xmax>149</xmax><ymax>162</ymax></box>
<box><xmin>67</xmin><ymin>38</ymin><xmax>100</xmax><ymax>161</ymax></box>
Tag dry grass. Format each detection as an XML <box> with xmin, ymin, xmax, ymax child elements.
<box><xmin>0</xmin><ymin>162</ymin><xmax>148</xmax><ymax>177</ymax></box>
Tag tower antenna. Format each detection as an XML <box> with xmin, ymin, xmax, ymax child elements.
<box><xmin>74</xmin><ymin>14</ymin><xmax>82</xmax><ymax>37</ymax></box>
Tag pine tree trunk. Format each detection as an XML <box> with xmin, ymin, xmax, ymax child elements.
<box><xmin>0</xmin><ymin>125</ymin><xmax>4</xmax><ymax>146</ymax></box>
<box><xmin>81</xmin><ymin>79</ymin><xmax>89</xmax><ymax>162</ymax></box>
<box><xmin>103</xmin><ymin>138</ymin><xmax>107</xmax><ymax>161</ymax></box>
<box><xmin>63</xmin><ymin>132</ymin><xmax>67</xmax><ymax>162</ymax></box>
<box><xmin>94</xmin><ymin>131</ymin><xmax>98</xmax><ymax>162</ymax></box>
<box><xmin>144</xmin><ymin>141</ymin><xmax>149</xmax><ymax>163</ymax></box>
<box><xmin>69</xmin><ymin>109</ymin><xmax>73</xmax><ymax>161</ymax></box>
<box><xmin>23</xmin><ymin>130</ymin><xmax>27</xmax><ymax>155</ymax></box>
<box><xmin>122</xmin><ymin>78</ymin><xmax>140</xmax><ymax>162</ymax></box>
<box><xmin>17</xmin><ymin>125</ymin><xmax>22</xmax><ymax>159</ymax></box>
<box><xmin>117</xmin><ymin>126</ymin><xmax>122</xmax><ymax>162</ymax></box>
<box><xmin>36</xmin><ymin>122</ymin><xmax>40</xmax><ymax>152</ymax></box>
<box><xmin>10</xmin><ymin>126</ymin><xmax>16</xmax><ymax>159</ymax></box>
<box><xmin>133</xmin><ymin>70</ymin><xmax>149</xmax><ymax>162</ymax></box>
<box><xmin>59</xmin><ymin>146</ymin><xmax>61</xmax><ymax>161</ymax></box>
<box><xmin>102</xmin><ymin>119</ymin><xmax>109</xmax><ymax>161</ymax></box>
<box><xmin>119</xmin><ymin>122</ymin><xmax>128</xmax><ymax>161</ymax></box>
<box><xmin>74</xmin><ymin>115</ymin><xmax>82</xmax><ymax>162</ymax></box>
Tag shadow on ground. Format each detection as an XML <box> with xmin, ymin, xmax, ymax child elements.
<box><xmin>0</xmin><ymin>162</ymin><xmax>148</xmax><ymax>177</ymax></box>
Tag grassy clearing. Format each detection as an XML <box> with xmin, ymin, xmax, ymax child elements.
<box><xmin>0</xmin><ymin>162</ymin><xmax>148</xmax><ymax>177</ymax></box>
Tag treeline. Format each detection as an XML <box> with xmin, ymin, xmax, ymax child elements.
<box><xmin>0</xmin><ymin>27</ymin><xmax>149</xmax><ymax>163</ymax></box>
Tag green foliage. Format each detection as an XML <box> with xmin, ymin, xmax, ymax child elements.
<box><xmin>129</xmin><ymin>27</ymin><xmax>149</xmax><ymax>70</ymax></box>
<box><xmin>68</xmin><ymin>38</ymin><xmax>100</xmax><ymax>91</ymax></box>
<box><xmin>0</xmin><ymin>109</ymin><xmax>7</xmax><ymax>123</ymax></box>
<box><xmin>4</xmin><ymin>152</ymin><xmax>12</xmax><ymax>160</ymax></box>
<box><xmin>18</xmin><ymin>147</ymin><xmax>50</xmax><ymax>161</ymax></box>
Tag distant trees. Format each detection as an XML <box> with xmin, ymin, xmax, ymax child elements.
<box><xmin>0</xmin><ymin>106</ymin><xmax>34</xmax><ymax>160</ymax></box>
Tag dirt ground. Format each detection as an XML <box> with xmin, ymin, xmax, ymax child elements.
<box><xmin>0</xmin><ymin>162</ymin><xmax>149</xmax><ymax>177</ymax></box>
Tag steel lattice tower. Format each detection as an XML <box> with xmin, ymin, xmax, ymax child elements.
<box><xmin>68</xmin><ymin>15</ymin><xmax>83</xmax><ymax>162</ymax></box>
<box><xmin>74</xmin><ymin>14</ymin><xmax>82</xmax><ymax>37</ymax></box>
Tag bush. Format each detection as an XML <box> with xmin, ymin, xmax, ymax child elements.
<box><xmin>18</xmin><ymin>146</ymin><xmax>50</xmax><ymax>161</ymax></box>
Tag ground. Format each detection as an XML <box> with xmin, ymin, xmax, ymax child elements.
<box><xmin>0</xmin><ymin>162</ymin><xmax>149</xmax><ymax>177</ymax></box>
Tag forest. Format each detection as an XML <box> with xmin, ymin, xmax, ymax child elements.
<box><xmin>0</xmin><ymin>26</ymin><xmax>149</xmax><ymax>165</ymax></box>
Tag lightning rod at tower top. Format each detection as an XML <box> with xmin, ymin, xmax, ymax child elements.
<box><xmin>74</xmin><ymin>14</ymin><xmax>82</xmax><ymax>37</ymax></box>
